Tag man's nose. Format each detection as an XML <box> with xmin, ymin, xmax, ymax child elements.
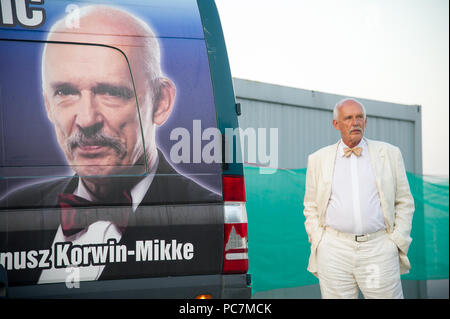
<box><xmin>351</xmin><ymin>117</ymin><xmax>361</xmax><ymax>126</ymax></box>
<box><xmin>75</xmin><ymin>91</ymin><xmax>103</xmax><ymax>130</ymax></box>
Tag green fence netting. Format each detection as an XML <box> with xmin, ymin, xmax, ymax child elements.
<box><xmin>243</xmin><ymin>165</ymin><xmax>449</xmax><ymax>294</ymax></box>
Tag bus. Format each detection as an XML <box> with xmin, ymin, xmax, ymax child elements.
<box><xmin>0</xmin><ymin>0</ymin><xmax>250</xmax><ymax>298</ymax></box>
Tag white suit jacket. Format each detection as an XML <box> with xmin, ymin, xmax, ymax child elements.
<box><xmin>303</xmin><ymin>138</ymin><xmax>414</xmax><ymax>277</ymax></box>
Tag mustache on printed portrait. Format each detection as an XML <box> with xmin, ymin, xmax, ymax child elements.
<box><xmin>66</xmin><ymin>129</ymin><xmax>127</xmax><ymax>159</ymax></box>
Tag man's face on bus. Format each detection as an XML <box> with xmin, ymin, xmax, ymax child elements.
<box><xmin>42</xmin><ymin>43</ymin><xmax>148</xmax><ymax>177</ymax></box>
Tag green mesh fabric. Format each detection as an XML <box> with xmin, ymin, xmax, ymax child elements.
<box><xmin>243</xmin><ymin>165</ymin><xmax>449</xmax><ymax>294</ymax></box>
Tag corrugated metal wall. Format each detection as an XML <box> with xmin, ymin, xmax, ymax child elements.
<box><xmin>233</xmin><ymin>78</ymin><xmax>422</xmax><ymax>174</ymax></box>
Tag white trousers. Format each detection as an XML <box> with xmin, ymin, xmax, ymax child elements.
<box><xmin>317</xmin><ymin>227</ymin><xmax>403</xmax><ymax>299</ymax></box>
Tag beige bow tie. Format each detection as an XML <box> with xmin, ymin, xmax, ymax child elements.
<box><xmin>343</xmin><ymin>146</ymin><xmax>362</xmax><ymax>157</ymax></box>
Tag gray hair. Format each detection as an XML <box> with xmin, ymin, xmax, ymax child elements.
<box><xmin>333</xmin><ymin>98</ymin><xmax>366</xmax><ymax>120</ymax></box>
<box><xmin>41</xmin><ymin>5</ymin><xmax>163</xmax><ymax>97</ymax></box>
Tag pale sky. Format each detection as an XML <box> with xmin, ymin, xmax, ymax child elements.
<box><xmin>215</xmin><ymin>0</ymin><xmax>449</xmax><ymax>176</ymax></box>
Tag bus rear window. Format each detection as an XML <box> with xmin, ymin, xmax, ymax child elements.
<box><xmin>0</xmin><ymin>2</ymin><xmax>223</xmax><ymax>207</ymax></box>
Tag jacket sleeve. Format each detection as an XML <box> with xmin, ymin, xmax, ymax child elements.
<box><xmin>389</xmin><ymin>147</ymin><xmax>415</xmax><ymax>255</ymax></box>
<box><xmin>303</xmin><ymin>153</ymin><xmax>322</xmax><ymax>246</ymax></box>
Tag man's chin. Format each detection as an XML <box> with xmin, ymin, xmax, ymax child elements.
<box><xmin>349</xmin><ymin>131</ymin><xmax>363</xmax><ymax>140</ymax></box>
<box><xmin>69</xmin><ymin>154</ymin><xmax>125</xmax><ymax>176</ymax></box>
<box><xmin>73</xmin><ymin>166</ymin><xmax>121</xmax><ymax>178</ymax></box>
<box><xmin>72</xmin><ymin>163</ymin><xmax>146</xmax><ymax>178</ymax></box>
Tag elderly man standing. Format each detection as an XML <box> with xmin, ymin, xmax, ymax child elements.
<box><xmin>303</xmin><ymin>98</ymin><xmax>414</xmax><ymax>299</ymax></box>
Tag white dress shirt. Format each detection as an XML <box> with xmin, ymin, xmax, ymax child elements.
<box><xmin>38</xmin><ymin>155</ymin><xmax>159</xmax><ymax>284</ymax></box>
<box><xmin>325</xmin><ymin>138</ymin><xmax>385</xmax><ymax>235</ymax></box>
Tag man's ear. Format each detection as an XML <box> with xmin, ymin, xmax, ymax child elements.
<box><xmin>152</xmin><ymin>78</ymin><xmax>176</xmax><ymax>126</ymax></box>
<box><xmin>332</xmin><ymin>119</ymin><xmax>339</xmax><ymax>131</ymax></box>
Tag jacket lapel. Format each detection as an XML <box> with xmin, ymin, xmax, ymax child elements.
<box><xmin>366</xmin><ymin>138</ymin><xmax>384</xmax><ymax>177</ymax></box>
<box><xmin>366</xmin><ymin>138</ymin><xmax>385</xmax><ymax>192</ymax></box>
<box><xmin>366</xmin><ymin>138</ymin><xmax>393</xmax><ymax>231</ymax></box>
<box><xmin>138</xmin><ymin>150</ymin><xmax>175</xmax><ymax>205</ymax></box>
<box><xmin>318</xmin><ymin>141</ymin><xmax>340</xmax><ymax>224</ymax></box>
<box><xmin>324</xmin><ymin>141</ymin><xmax>340</xmax><ymax>182</ymax></box>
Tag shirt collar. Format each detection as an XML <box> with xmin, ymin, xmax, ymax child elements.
<box><xmin>130</xmin><ymin>155</ymin><xmax>158</xmax><ymax>212</ymax></box>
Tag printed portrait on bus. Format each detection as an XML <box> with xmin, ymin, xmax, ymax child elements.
<box><xmin>0</xmin><ymin>1</ymin><xmax>225</xmax><ymax>286</ymax></box>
